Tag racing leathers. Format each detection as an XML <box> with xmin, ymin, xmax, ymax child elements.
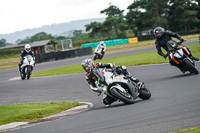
<box><xmin>18</xmin><ymin>50</ymin><xmax>35</xmax><ymax>71</ymax></box>
<box><xmin>155</xmin><ymin>30</ymin><xmax>199</xmax><ymax>64</ymax></box>
<box><xmin>155</xmin><ymin>30</ymin><xmax>184</xmax><ymax>58</ymax></box>
<box><xmin>85</xmin><ymin>63</ymin><xmax>140</xmax><ymax>105</ymax></box>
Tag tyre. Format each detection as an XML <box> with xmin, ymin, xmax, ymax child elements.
<box><xmin>138</xmin><ymin>87</ymin><xmax>151</xmax><ymax>100</ymax></box>
<box><xmin>27</xmin><ymin>67</ymin><xmax>31</xmax><ymax>79</ymax></box>
<box><xmin>184</xmin><ymin>59</ymin><xmax>199</xmax><ymax>74</ymax></box>
<box><xmin>110</xmin><ymin>87</ymin><xmax>135</xmax><ymax>104</ymax></box>
<box><xmin>93</xmin><ymin>54</ymin><xmax>97</xmax><ymax>61</ymax></box>
<box><xmin>21</xmin><ymin>72</ymin><xmax>26</xmax><ymax>80</ymax></box>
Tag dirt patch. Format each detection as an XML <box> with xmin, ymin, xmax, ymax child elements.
<box><xmin>0</xmin><ymin>61</ymin><xmax>18</xmax><ymax>67</ymax></box>
<box><xmin>107</xmin><ymin>42</ymin><xmax>154</xmax><ymax>52</ymax></box>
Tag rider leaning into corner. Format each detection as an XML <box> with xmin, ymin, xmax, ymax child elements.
<box><xmin>82</xmin><ymin>58</ymin><xmax>142</xmax><ymax>106</ymax></box>
<box><xmin>94</xmin><ymin>41</ymin><xmax>106</xmax><ymax>57</ymax></box>
<box><xmin>18</xmin><ymin>44</ymin><xmax>35</xmax><ymax>72</ymax></box>
<box><xmin>154</xmin><ymin>27</ymin><xmax>199</xmax><ymax>72</ymax></box>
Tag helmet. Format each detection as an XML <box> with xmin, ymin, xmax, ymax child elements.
<box><xmin>100</xmin><ymin>41</ymin><xmax>105</xmax><ymax>47</ymax></box>
<box><xmin>24</xmin><ymin>44</ymin><xmax>31</xmax><ymax>53</ymax></box>
<box><xmin>154</xmin><ymin>27</ymin><xmax>165</xmax><ymax>38</ymax></box>
<box><xmin>82</xmin><ymin>58</ymin><xmax>94</xmax><ymax>72</ymax></box>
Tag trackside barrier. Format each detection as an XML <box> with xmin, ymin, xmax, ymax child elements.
<box><xmin>81</xmin><ymin>39</ymin><xmax>130</xmax><ymax>48</ymax></box>
<box><xmin>35</xmin><ymin>47</ymin><xmax>92</xmax><ymax>63</ymax></box>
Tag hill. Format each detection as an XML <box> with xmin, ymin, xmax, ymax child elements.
<box><xmin>0</xmin><ymin>18</ymin><xmax>105</xmax><ymax>43</ymax></box>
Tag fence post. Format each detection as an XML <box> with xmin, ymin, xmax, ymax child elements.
<box><xmin>199</xmin><ymin>33</ymin><xmax>200</xmax><ymax>45</ymax></box>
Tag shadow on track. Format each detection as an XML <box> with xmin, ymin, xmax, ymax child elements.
<box><xmin>159</xmin><ymin>73</ymin><xmax>197</xmax><ymax>81</ymax></box>
<box><xmin>92</xmin><ymin>99</ymin><xmax>145</xmax><ymax>110</ymax></box>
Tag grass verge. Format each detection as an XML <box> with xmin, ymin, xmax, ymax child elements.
<box><xmin>0</xmin><ymin>34</ymin><xmax>198</xmax><ymax>71</ymax></box>
<box><xmin>169</xmin><ymin>127</ymin><xmax>200</xmax><ymax>133</ymax></box>
<box><xmin>31</xmin><ymin>44</ymin><xmax>200</xmax><ymax>77</ymax></box>
<box><xmin>0</xmin><ymin>102</ymin><xmax>82</xmax><ymax>126</ymax></box>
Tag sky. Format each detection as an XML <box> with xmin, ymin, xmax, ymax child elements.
<box><xmin>0</xmin><ymin>0</ymin><xmax>133</xmax><ymax>34</ymax></box>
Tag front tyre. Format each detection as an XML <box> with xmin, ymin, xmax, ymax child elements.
<box><xmin>20</xmin><ymin>67</ymin><xmax>26</xmax><ymax>80</ymax></box>
<box><xmin>138</xmin><ymin>87</ymin><xmax>151</xmax><ymax>100</ymax></box>
<box><xmin>27</xmin><ymin>67</ymin><xmax>31</xmax><ymax>79</ymax></box>
<box><xmin>110</xmin><ymin>87</ymin><xmax>135</xmax><ymax>104</ymax></box>
<box><xmin>184</xmin><ymin>59</ymin><xmax>199</xmax><ymax>74</ymax></box>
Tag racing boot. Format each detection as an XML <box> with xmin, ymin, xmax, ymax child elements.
<box><xmin>191</xmin><ymin>56</ymin><xmax>199</xmax><ymax>61</ymax></box>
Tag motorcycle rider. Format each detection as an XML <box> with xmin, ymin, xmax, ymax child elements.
<box><xmin>94</xmin><ymin>41</ymin><xmax>106</xmax><ymax>59</ymax></box>
<box><xmin>18</xmin><ymin>44</ymin><xmax>35</xmax><ymax>72</ymax></box>
<box><xmin>82</xmin><ymin>58</ymin><xmax>141</xmax><ymax>106</ymax></box>
<box><xmin>154</xmin><ymin>27</ymin><xmax>199</xmax><ymax>72</ymax></box>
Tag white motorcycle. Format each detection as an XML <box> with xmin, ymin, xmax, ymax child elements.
<box><xmin>93</xmin><ymin>68</ymin><xmax>151</xmax><ymax>104</ymax></box>
<box><xmin>94</xmin><ymin>47</ymin><xmax>104</xmax><ymax>61</ymax></box>
<box><xmin>20</xmin><ymin>55</ymin><xmax>35</xmax><ymax>80</ymax></box>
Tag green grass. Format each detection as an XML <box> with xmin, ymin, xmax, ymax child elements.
<box><xmin>32</xmin><ymin>44</ymin><xmax>200</xmax><ymax>78</ymax></box>
<box><xmin>0</xmin><ymin>65</ymin><xmax>17</xmax><ymax>71</ymax></box>
<box><xmin>169</xmin><ymin>127</ymin><xmax>200</xmax><ymax>133</ymax></box>
<box><xmin>0</xmin><ymin>102</ymin><xmax>82</xmax><ymax>125</ymax></box>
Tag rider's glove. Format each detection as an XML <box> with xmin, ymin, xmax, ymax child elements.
<box><xmin>180</xmin><ymin>39</ymin><xmax>185</xmax><ymax>44</ymax></box>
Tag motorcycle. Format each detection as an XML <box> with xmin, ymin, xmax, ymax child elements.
<box><xmin>20</xmin><ymin>55</ymin><xmax>35</xmax><ymax>80</ymax></box>
<box><xmin>93</xmin><ymin>68</ymin><xmax>151</xmax><ymax>105</ymax></box>
<box><xmin>94</xmin><ymin>47</ymin><xmax>104</xmax><ymax>61</ymax></box>
<box><xmin>167</xmin><ymin>40</ymin><xmax>199</xmax><ymax>74</ymax></box>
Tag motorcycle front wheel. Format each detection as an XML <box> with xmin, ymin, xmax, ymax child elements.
<box><xmin>110</xmin><ymin>87</ymin><xmax>135</xmax><ymax>104</ymax></box>
<box><xmin>138</xmin><ymin>87</ymin><xmax>151</xmax><ymax>100</ymax></box>
<box><xmin>184</xmin><ymin>59</ymin><xmax>199</xmax><ymax>74</ymax></box>
<box><xmin>27</xmin><ymin>67</ymin><xmax>32</xmax><ymax>79</ymax></box>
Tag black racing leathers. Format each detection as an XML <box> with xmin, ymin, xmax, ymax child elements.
<box><xmin>20</xmin><ymin>50</ymin><xmax>35</xmax><ymax>60</ymax></box>
<box><xmin>155</xmin><ymin>30</ymin><xmax>184</xmax><ymax>57</ymax></box>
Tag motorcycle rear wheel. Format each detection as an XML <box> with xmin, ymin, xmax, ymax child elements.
<box><xmin>184</xmin><ymin>59</ymin><xmax>199</xmax><ymax>74</ymax></box>
<box><xmin>110</xmin><ymin>87</ymin><xmax>135</xmax><ymax>104</ymax></box>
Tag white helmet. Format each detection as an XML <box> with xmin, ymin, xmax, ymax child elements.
<box><xmin>99</xmin><ymin>41</ymin><xmax>105</xmax><ymax>48</ymax></box>
<box><xmin>24</xmin><ymin>44</ymin><xmax>31</xmax><ymax>53</ymax></box>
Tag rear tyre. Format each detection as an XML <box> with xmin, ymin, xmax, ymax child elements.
<box><xmin>110</xmin><ymin>87</ymin><xmax>134</xmax><ymax>104</ymax></box>
<box><xmin>184</xmin><ymin>59</ymin><xmax>199</xmax><ymax>74</ymax></box>
<box><xmin>138</xmin><ymin>87</ymin><xmax>151</xmax><ymax>100</ymax></box>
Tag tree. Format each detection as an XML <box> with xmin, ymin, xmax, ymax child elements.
<box><xmin>126</xmin><ymin>0</ymin><xmax>148</xmax><ymax>35</ymax></box>
<box><xmin>168</xmin><ymin>0</ymin><xmax>199</xmax><ymax>31</ymax></box>
<box><xmin>19</xmin><ymin>32</ymin><xmax>56</xmax><ymax>44</ymax></box>
<box><xmin>85</xmin><ymin>22</ymin><xmax>103</xmax><ymax>38</ymax></box>
<box><xmin>0</xmin><ymin>38</ymin><xmax>6</xmax><ymax>47</ymax></box>
<box><xmin>101</xmin><ymin>4</ymin><xmax>127</xmax><ymax>38</ymax></box>
<box><xmin>144</xmin><ymin>0</ymin><xmax>168</xmax><ymax>29</ymax></box>
<box><xmin>126</xmin><ymin>0</ymin><xmax>168</xmax><ymax>35</ymax></box>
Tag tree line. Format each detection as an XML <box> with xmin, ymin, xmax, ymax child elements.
<box><xmin>1</xmin><ymin>0</ymin><xmax>200</xmax><ymax>47</ymax></box>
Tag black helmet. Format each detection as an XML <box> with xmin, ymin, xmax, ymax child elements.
<box><xmin>154</xmin><ymin>27</ymin><xmax>165</xmax><ymax>38</ymax></box>
<box><xmin>81</xmin><ymin>58</ymin><xmax>94</xmax><ymax>72</ymax></box>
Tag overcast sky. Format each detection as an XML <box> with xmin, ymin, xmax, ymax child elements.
<box><xmin>0</xmin><ymin>0</ymin><xmax>133</xmax><ymax>34</ymax></box>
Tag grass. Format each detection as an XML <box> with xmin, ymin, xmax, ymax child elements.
<box><xmin>31</xmin><ymin>44</ymin><xmax>200</xmax><ymax>78</ymax></box>
<box><xmin>0</xmin><ymin>34</ymin><xmax>199</xmax><ymax>71</ymax></box>
<box><xmin>169</xmin><ymin>127</ymin><xmax>200</xmax><ymax>133</ymax></box>
<box><xmin>0</xmin><ymin>102</ymin><xmax>82</xmax><ymax>126</ymax></box>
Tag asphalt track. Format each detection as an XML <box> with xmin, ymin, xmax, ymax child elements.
<box><xmin>0</xmin><ymin>40</ymin><xmax>199</xmax><ymax>133</ymax></box>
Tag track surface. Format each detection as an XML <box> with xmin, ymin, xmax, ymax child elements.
<box><xmin>0</xmin><ymin>41</ymin><xmax>199</xmax><ymax>133</ymax></box>
<box><xmin>3</xmin><ymin>63</ymin><xmax>200</xmax><ymax>133</ymax></box>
